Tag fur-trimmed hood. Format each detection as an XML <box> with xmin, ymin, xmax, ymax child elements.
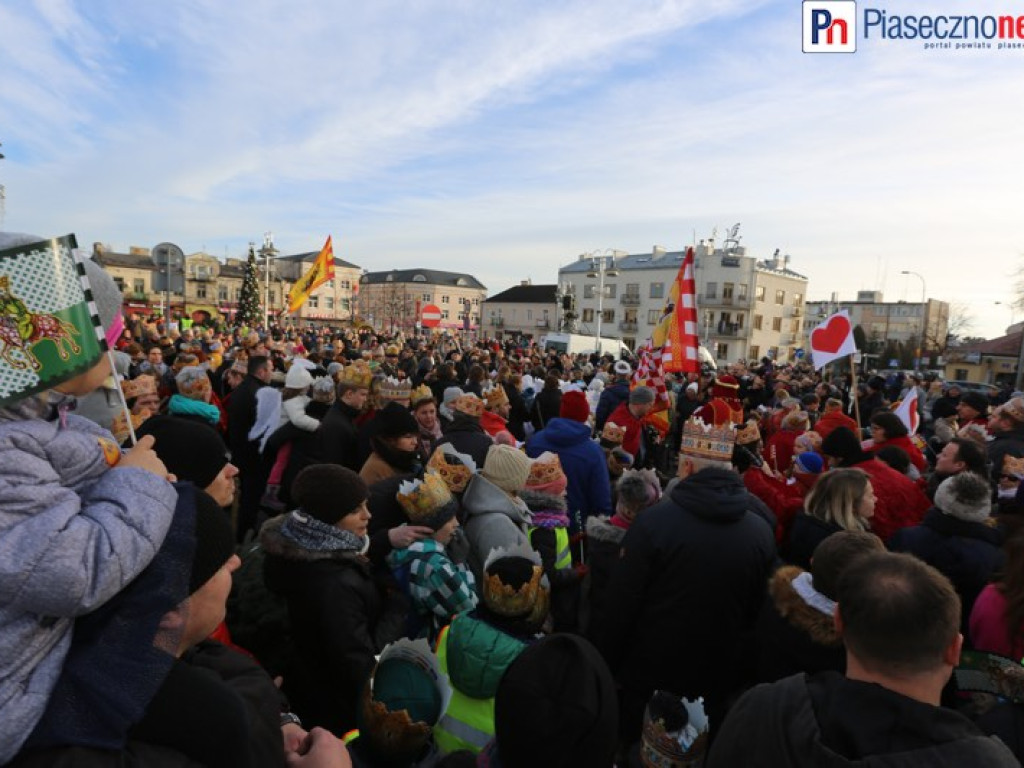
<box><xmin>259</xmin><ymin>514</ymin><xmax>369</xmax><ymax>566</ymax></box>
<box><xmin>768</xmin><ymin>565</ymin><xmax>841</xmax><ymax>647</ymax></box>
<box><xmin>585</xmin><ymin>515</ymin><xmax>628</xmax><ymax>546</ymax></box>
<box><xmin>519</xmin><ymin>488</ymin><xmax>568</xmax><ymax>514</ymax></box>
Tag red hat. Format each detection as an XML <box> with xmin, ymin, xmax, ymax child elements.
<box><xmin>560</xmin><ymin>390</ymin><xmax>590</xmax><ymax>423</ymax></box>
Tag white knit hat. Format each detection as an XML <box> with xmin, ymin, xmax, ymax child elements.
<box><xmin>934</xmin><ymin>472</ymin><xmax>991</xmax><ymax>523</ymax></box>
<box><xmin>481</xmin><ymin>444</ymin><xmax>532</xmax><ymax>494</ymax></box>
<box><xmin>285</xmin><ymin>364</ymin><xmax>313</xmax><ymax>390</ymax></box>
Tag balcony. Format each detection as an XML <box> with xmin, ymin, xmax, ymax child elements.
<box><xmin>708</xmin><ymin>324</ymin><xmax>743</xmax><ymax>337</ymax></box>
<box><xmin>620</xmin><ymin>294</ymin><xmax>641</xmax><ymax>306</ymax></box>
<box><xmin>490</xmin><ymin>317</ymin><xmax>504</xmax><ymax>327</ymax></box>
<box><xmin>191</xmin><ymin>273</ymin><xmax>214</xmax><ymax>281</ymax></box>
<box><xmin>702</xmin><ymin>295</ymin><xmax>752</xmax><ymax>308</ymax></box>
<box><xmin>619</xmin><ymin>321</ymin><xmax>638</xmax><ymax>332</ymax></box>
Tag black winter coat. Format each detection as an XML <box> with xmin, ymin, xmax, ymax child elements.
<box><xmin>888</xmin><ymin>508</ymin><xmax>1004</xmax><ymax>633</ymax></box>
<box><xmin>596</xmin><ymin>467</ymin><xmax>776</xmax><ymax>730</ymax></box>
<box><xmin>226</xmin><ymin>375</ymin><xmax>265</xmax><ymax>473</ymax></box>
<box><xmin>531</xmin><ymin>388</ymin><xmax>562</xmax><ymax>431</ymax></box>
<box><xmin>784</xmin><ymin>513</ymin><xmax>845</xmax><ymax>570</ymax></box>
<box><xmin>261</xmin><ymin>517</ymin><xmax>408</xmax><ymax>735</ymax></box>
<box><xmin>434</xmin><ymin>414</ymin><xmax>494</xmax><ymax>468</ymax></box>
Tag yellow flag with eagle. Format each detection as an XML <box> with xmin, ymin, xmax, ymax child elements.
<box><xmin>285</xmin><ymin>236</ymin><xmax>335</xmax><ymax>314</ymax></box>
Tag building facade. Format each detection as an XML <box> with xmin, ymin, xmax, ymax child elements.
<box><xmin>359</xmin><ymin>268</ymin><xmax>487</xmax><ymax>333</ymax></box>
<box><xmin>482</xmin><ymin>282</ymin><xmax>558</xmax><ymax>339</ymax></box>
<box><xmin>804</xmin><ymin>291</ymin><xmax>950</xmax><ymax>368</ymax></box>
<box><xmin>557</xmin><ymin>240</ymin><xmax>809</xmax><ymax>363</ymax></box>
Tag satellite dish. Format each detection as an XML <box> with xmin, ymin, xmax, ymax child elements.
<box><xmin>152</xmin><ymin>242</ymin><xmax>185</xmax><ymax>269</ymax></box>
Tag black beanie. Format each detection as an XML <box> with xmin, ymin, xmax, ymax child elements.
<box><xmin>820</xmin><ymin>426</ymin><xmax>871</xmax><ymax>466</ymax></box>
<box><xmin>292</xmin><ymin>464</ymin><xmax>368</xmax><ymax>524</ymax></box>
<box><xmin>495</xmin><ymin>634</ymin><xmax>618</xmax><ymax>767</ymax></box>
<box><xmin>190</xmin><ymin>490</ymin><xmax>235</xmax><ymax>593</ymax></box>
<box><xmin>372</xmin><ymin>401</ymin><xmax>420</xmax><ymax>439</ymax></box>
<box><xmin>137</xmin><ymin>415</ymin><xmax>229</xmax><ymax>490</ymax></box>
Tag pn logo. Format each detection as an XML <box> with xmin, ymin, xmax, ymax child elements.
<box><xmin>803</xmin><ymin>1</ymin><xmax>857</xmax><ymax>53</ymax></box>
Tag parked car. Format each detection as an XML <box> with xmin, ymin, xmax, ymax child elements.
<box><xmin>942</xmin><ymin>380</ymin><xmax>1001</xmax><ymax>398</ymax></box>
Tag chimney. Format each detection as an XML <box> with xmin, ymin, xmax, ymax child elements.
<box><xmin>652</xmin><ymin>245</ymin><xmax>667</xmax><ymax>259</ymax></box>
<box><xmin>129</xmin><ymin>246</ymin><xmax>151</xmax><ymax>256</ymax></box>
<box><xmin>783</xmin><ymin>254</ymin><xmax>791</xmax><ymax>269</ymax></box>
<box><xmin>93</xmin><ymin>242</ymin><xmax>105</xmax><ymax>255</ymax></box>
<box><xmin>521</xmin><ymin>278</ymin><xmax>531</xmax><ymax>286</ymax></box>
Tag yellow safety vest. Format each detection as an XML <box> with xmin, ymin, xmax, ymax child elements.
<box><xmin>433</xmin><ymin>625</ymin><xmax>496</xmax><ymax>754</ymax></box>
<box><xmin>529</xmin><ymin>525</ymin><xmax>572</xmax><ymax>571</ymax></box>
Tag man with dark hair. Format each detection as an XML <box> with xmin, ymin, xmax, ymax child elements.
<box><xmin>228</xmin><ymin>355</ymin><xmax>272</xmax><ymax>541</ymax></box>
<box><xmin>928</xmin><ymin>437</ymin><xmax>989</xmax><ymax>499</ymax></box>
<box><xmin>708</xmin><ymin>552</ymin><xmax>1019</xmax><ymax>766</ymax></box>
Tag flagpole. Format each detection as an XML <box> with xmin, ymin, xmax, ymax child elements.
<box><xmin>850</xmin><ymin>354</ymin><xmax>862</xmax><ymax>431</ymax></box>
<box><xmin>109</xmin><ymin>349</ymin><xmax>138</xmax><ymax>446</ymax></box>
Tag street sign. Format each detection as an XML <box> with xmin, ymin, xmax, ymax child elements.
<box><xmin>421</xmin><ymin>304</ymin><xmax>442</xmax><ymax>328</ymax></box>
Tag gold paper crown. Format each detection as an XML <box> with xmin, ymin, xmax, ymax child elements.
<box><xmin>337</xmin><ymin>360</ymin><xmax>373</xmax><ymax>389</ymax></box>
<box><xmin>482</xmin><ymin>544</ymin><xmax>547</xmax><ymax>619</ymax></box>
<box><xmin>681</xmin><ymin>401</ymin><xmax>737</xmax><ymax>462</ymax></box>
<box><xmin>380</xmin><ymin>376</ymin><xmax>413</xmax><ymax>402</ymax></box>
<box><xmin>526</xmin><ymin>452</ymin><xmax>565</xmax><ymax>488</ymax></box>
<box><xmin>172</xmin><ymin>353</ymin><xmax>198</xmax><ymax>371</ymax></box>
<box><xmin>410</xmin><ymin>384</ymin><xmax>434</xmax><ymax>406</ymax></box>
<box><xmin>110</xmin><ymin>408</ymin><xmax>153</xmax><ymax>444</ymax></box>
<box><xmin>452</xmin><ymin>393</ymin><xmax>484</xmax><ymax>418</ymax></box>
<box><xmin>735</xmin><ymin>419</ymin><xmax>761</xmax><ymax>446</ymax></box>
<box><xmin>427</xmin><ymin>444</ymin><xmax>477</xmax><ymax>493</ymax></box>
<box><xmin>396</xmin><ymin>472</ymin><xmax>456</xmax><ymax>528</ymax></box>
<box><xmin>1002</xmin><ymin>397</ymin><xmax>1024</xmax><ymax>425</ymax></box>
<box><xmin>385</xmin><ymin>344</ymin><xmax>401</xmax><ymax>356</ymax></box>
<box><xmin>481</xmin><ymin>382</ymin><xmax>509</xmax><ymax>411</ymax></box>
<box><xmin>1004</xmin><ymin>454</ymin><xmax>1024</xmax><ymax>479</ymax></box>
<box><xmin>121</xmin><ymin>375</ymin><xmax>157</xmax><ymax>400</ymax></box>
<box><xmin>601</xmin><ymin>421</ymin><xmax>626</xmax><ymax>445</ymax></box>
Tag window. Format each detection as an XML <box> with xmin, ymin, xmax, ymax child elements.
<box><xmin>341</xmin><ymin>299</ymin><xmax>350</xmax><ymax>311</ymax></box>
<box><xmin>716</xmin><ymin>343</ymin><xmax>729</xmax><ymax>360</ymax></box>
<box><xmin>527</xmin><ymin>309</ymin><xmax>533</xmax><ymax>321</ymax></box>
<box><xmin>218</xmin><ymin>286</ymin><xmax>228</xmax><ymax>301</ymax></box>
<box><xmin>738</xmin><ymin>283</ymin><xmax>748</xmax><ymax>301</ymax></box>
<box><xmin>706</xmin><ymin>282</ymin><xmax>717</xmax><ymax>298</ymax></box>
<box><xmin>441</xmin><ymin>295</ymin><xmax>449</xmax><ymax>304</ymax></box>
<box><xmin>793</xmin><ymin>292</ymin><xmax>803</xmax><ymax>306</ymax></box>
<box><xmin>736</xmin><ymin>314</ymin><xmax>745</xmax><ymax>330</ymax></box>
<box><xmin>133</xmin><ymin>278</ymin><xmax>145</xmax><ymax>294</ymax></box>
<box><xmin>605</xmin><ymin>284</ymin><xmax>617</xmax><ymax>299</ymax></box>
<box><xmin>582</xmin><ymin>308</ymin><xmax>595</xmax><ymax>322</ymax></box>
<box><xmin>197</xmin><ymin>285</ymin><xmax>207</xmax><ymax>299</ymax></box>
<box><xmin>723</xmin><ymin>282</ymin><xmax>734</xmax><ymax>300</ymax></box>
<box><xmin>648</xmin><ymin>309</ymin><xmax>661</xmax><ymax>324</ymax></box>
<box><xmin>753</xmin><ymin>314</ymin><xmax>764</xmax><ymax>330</ymax></box>
<box><xmin>234</xmin><ymin>288</ymin><xmax>242</xmax><ymax>301</ymax></box>
<box><xmin>113</xmin><ymin>277</ymin><xmax>125</xmax><ymax>291</ymax></box>
<box><xmin>584</xmin><ymin>285</ymin><xmax>596</xmax><ymax>299</ymax></box>
<box><xmin>625</xmin><ymin>283</ymin><xmax>640</xmax><ymax>297</ymax></box>
<box><xmin>472</xmin><ymin>298</ymin><xmax>480</xmax><ymax>306</ymax></box>
<box><xmin>325</xmin><ymin>297</ymin><xmax>334</xmax><ymax>310</ymax></box>
<box><xmin>755</xmin><ymin>286</ymin><xmax>766</xmax><ymax>302</ymax></box>
<box><xmin>412</xmin><ymin>274</ymin><xmax>427</xmax><ymax>282</ymax></box>
<box><xmin>269</xmin><ymin>290</ymin><xmax>275</xmax><ymax>304</ymax></box>
<box><xmin>441</xmin><ymin>310</ymin><xmax>449</xmax><ymax>320</ymax></box>
<box><xmin>308</xmin><ymin>295</ymin><xmax>318</xmax><ymax>308</ymax></box>
<box><xmin>775</xmin><ymin>289</ymin><xmax>785</xmax><ymax>305</ymax></box>
<box><xmin>602</xmin><ymin>309</ymin><xmax>615</xmax><ymax>323</ymax></box>
<box><xmin>749</xmin><ymin>345</ymin><xmax>760</xmax><ymax>360</ymax></box>
<box><xmin>772</xmin><ymin>317</ymin><xmax>782</xmax><ymax>331</ymax></box>
<box><xmin>650</xmin><ymin>282</ymin><xmax>664</xmax><ymax>299</ymax></box>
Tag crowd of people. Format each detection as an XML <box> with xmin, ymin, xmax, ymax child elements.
<box><xmin>5</xmin><ymin>231</ymin><xmax>1024</xmax><ymax>766</ymax></box>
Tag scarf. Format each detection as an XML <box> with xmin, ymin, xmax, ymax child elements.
<box><xmin>791</xmin><ymin>570</ymin><xmax>836</xmax><ymax>617</ymax></box>
<box><xmin>530</xmin><ymin>510</ymin><xmax>570</xmax><ymax>529</ymax></box>
<box><xmin>609</xmin><ymin>514</ymin><xmax>632</xmax><ymax>530</ymax></box>
<box><xmin>280</xmin><ymin>510</ymin><xmax>369</xmax><ymax>555</ymax></box>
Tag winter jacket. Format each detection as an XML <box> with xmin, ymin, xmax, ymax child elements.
<box><xmin>434</xmin><ymin>613</ymin><xmax>528</xmax><ymax>755</ymax></box>
<box><xmin>226</xmin><ymin>375</ymin><xmax>265</xmax><ymax>473</ymax></box>
<box><xmin>607</xmin><ymin>401</ymin><xmax>645</xmax><ymax>459</ymax></box>
<box><xmin>595</xmin><ymin>381</ymin><xmax>630</xmax><ymax>431</ymax></box>
<box><xmin>889</xmin><ymin>508</ymin><xmax>1004</xmax><ymax>633</ymax></box>
<box><xmin>260</xmin><ymin>515</ymin><xmax>408</xmax><ymax>734</ymax></box>
<box><xmin>460</xmin><ymin>475</ymin><xmax>532</xmax><ymax>581</ymax></box>
<box><xmin>785</xmin><ymin>513</ymin><xmax>846</xmax><ymax>570</ymax></box>
<box><xmin>989</xmin><ymin>426</ymin><xmax>1024</xmax><ymax>488</ymax></box>
<box><xmin>596</xmin><ymin>467</ymin><xmax>776</xmax><ymax>740</ymax></box>
<box><xmin>815</xmin><ymin>409</ymin><xmax>860</xmax><ymax>440</ymax></box>
<box><xmin>584</xmin><ymin>515</ymin><xmax>629</xmax><ymax>636</ymax></box>
<box><xmin>530</xmin><ymin>388</ymin><xmax>562</xmax><ymax>431</ymax></box>
<box><xmin>755</xmin><ymin>566</ymin><xmax>845</xmax><ymax>684</ymax></box>
<box><xmin>387</xmin><ymin>539</ymin><xmax>477</xmax><ymax>633</ymax></box>
<box><xmin>867</xmin><ymin>434</ymin><xmax>927</xmax><ymax>474</ymax></box>
<box><xmin>525</xmin><ymin>417</ymin><xmax>612</xmax><ymax>528</ymax></box>
<box><xmin>520</xmin><ymin>489</ymin><xmax>580</xmax><ymax>632</ymax></box>
<box><xmin>318</xmin><ymin>400</ymin><xmax>362</xmax><ymax>472</ymax></box>
<box><xmin>479</xmin><ymin>409</ymin><xmax>508</xmax><ymax>438</ymax></box>
<box><xmin>764</xmin><ymin>429</ymin><xmax>804</xmax><ymax>476</ymax></box>
<box><xmin>434</xmin><ymin>414</ymin><xmax>494</xmax><ymax>468</ymax></box>
<box><xmin>970</xmin><ymin>583</ymin><xmax>1024</xmax><ymax>660</ymax></box>
<box><xmin>706</xmin><ymin>671</ymin><xmax>1019</xmax><ymax>767</ymax></box>
<box><xmin>359</xmin><ymin>451</ymin><xmax>400</xmax><ymax>486</ymax></box>
<box><xmin>0</xmin><ymin>404</ymin><xmax>179</xmax><ymax>764</ymax></box>
<box><xmin>743</xmin><ymin>467</ymin><xmax>807</xmax><ymax>545</ymax></box>
<box><xmin>282</xmin><ymin>394</ymin><xmax>319</xmax><ymax>432</ymax></box>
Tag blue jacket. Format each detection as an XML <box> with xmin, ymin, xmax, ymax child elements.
<box><xmin>595</xmin><ymin>381</ymin><xmax>630</xmax><ymax>431</ymax></box>
<box><xmin>526</xmin><ymin>418</ymin><xmax>611</xmax><ymax>527</ymax></box>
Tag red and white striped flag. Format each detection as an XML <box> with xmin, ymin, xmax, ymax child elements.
<box><xmin>654</xmin><ymin>246</ymin><xmax>700</xmax><ymax>373</ymax></box>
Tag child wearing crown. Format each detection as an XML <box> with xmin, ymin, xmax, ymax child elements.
<box><xmin>387</xmin><ymin>471</ymin><xmax>478</xmax><ymax>641</ymax></box>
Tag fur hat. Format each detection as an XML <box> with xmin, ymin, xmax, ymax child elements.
<box><xmin>372</xmin><ymin>401</ymin><xmax>420</xmax><ymax>439</ymax></box>
<box><xmin>560</xmin><ymin>390</ymin><xmax>590</xmax><ymax>423</ymax></box>
<box><xmin>175</xmin><ymin>366</ymin><xmax>211</xmax><ymax>401</ymax></box>
<box><xmin>629</xmin><ymin>386</ymin><xmax>655</xmax><ymax>405</ymax></box>
<box><xmin>613</xmin><ymin>360</ymin><xmax>632</xmax><ymax>377</ymax></box>
<box><xmin>136</xmin><ymin>416</ymin><xmax>229</xmax><ymax>490</ymax></box>
<box><xmin>481</xmin><ymin>544</ymin><xmax>547</xmax><ymax>619</ymax></box>
<box><xmin>396</xmin><ymin>472</ymin><xmax>457</xmax><ymax>531</ymax></box>
<box><xmin>190</xmin><ymin>490</ymin><xmax>236</xmax><ymax>594</ymax></box>
<box><xmin>481</xmin><ymin>444</ymin><xmax>532</xmax><ymax>494</ymax></box>
<box><xmin>525</xmin><ymin>452</ymin><xmax>567</xmax><ymax>496</ymax></box>
<box><xmin>284</xmin><ymin>364</ymin><xmax>313</xmax><ymax>390</ymax></box>
<box><xmin>310</xmin><ymin>376</ymin><xmax>336</xmax><ymax>404</ymax></box>
<box><xmin>934</xmin><ymin>472</ymin><xmax>992</xmax><ymax>523</ymax></box>
<box><xmin>426</xmin><ymin>444</ymin><xmax>477</xmax><ymax>493</ymax></box>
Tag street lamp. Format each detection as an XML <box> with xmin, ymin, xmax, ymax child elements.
<box><xmin>584</xmin><ymin>249</ymin><xmax>622</xmax><ymax>350</ymax></box>
<box><xmin>901</xmin><ymin>270</ymin><xmax>926</xmax><ymax>369</ymax></box>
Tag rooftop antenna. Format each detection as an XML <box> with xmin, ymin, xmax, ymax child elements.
<box><xmin>0</xmin><ymin>141</ymin><xmax>6</xmax><ymax>229</ymax></box>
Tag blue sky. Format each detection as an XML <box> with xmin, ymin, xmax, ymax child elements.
<box><xmin>1</xmin><ymin>0</ymin><xmax>1023</xmax><ymax>338</ymax></box>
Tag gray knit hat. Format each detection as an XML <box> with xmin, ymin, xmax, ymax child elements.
<box><xmin>934</xmin><ymin>472</ymin><xmax>991</xmax><ymax>523</ymax></box>
<box><xmin>629</xmin><ymin>386</ymin><xmax>655</xmax><ymax>405</ymax></box>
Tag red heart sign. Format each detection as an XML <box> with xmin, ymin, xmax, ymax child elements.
<box><xmin>811</xmin><ymin>314</ymin><xmax>852</xmax><ymax>354</ymax></box>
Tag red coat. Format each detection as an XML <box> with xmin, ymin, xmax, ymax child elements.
<box><xmin>763</xmin><ymin>429</ymin><xmax>803</xmax><ymax>475</ymax></box>
<box><xmin>850</xmin><ymin>457</ymin><xmax>930</xmax><ymax>542</ymax></box>
<box><xmin>743</xmin><ymin>468</ymin><xmax>806</xmax><ymax>544</ymax></box>
<box><xmin>608</xmin><ymin>402</ymin><xmax>644</xmax><ymax>457</ymax></box>
<box><xmin>480</xmin><ymin>409</ymin><xmax>508</xmax><ymax>438</ymax></box>
<box><xmin>867</xmin><ymin>434</ymin><xmax>927</xmax><ymax>474</ymax></box>
<box><xmin>815</xmin><ymin>409</ymin><xmax>859</xmax><ymax>440</ymax></box>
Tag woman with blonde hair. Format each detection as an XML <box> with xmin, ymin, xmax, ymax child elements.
<box><xmin>785</xmin><ymin>468</ymin><xmax>876</xmax><ymax>568</ymax></box>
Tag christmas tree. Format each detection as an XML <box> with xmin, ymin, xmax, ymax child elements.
<box><xmin>237</xmin><ymin>243</ymin><xmax>263</xmax><ymax>327</ymax></box>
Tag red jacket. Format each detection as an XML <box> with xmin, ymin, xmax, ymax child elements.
<box><xmin>867</xmin><ymin>434</ymin><xmax>927</xmax><ymax>474</ymax></box>
<box><xmin>763</xmin><ymin>429</ymin><xmax>803</xmax><ymax>475</ymax></box>
<box><xmin>608</xmin><ymin>402</ymin><xmax>644</xmax><ymax>457</ymax></box>
<box><xmin>480</xmin><ymin>409</ymin><xmax>509</xmax><ymax>438</ymax></box>
<box><xmin>850</xmin><ymin>457</ymin><xmax>930</xmax><ymax>542</ymax></box>
<box><xmin>816</xmin><ymin>409</ymin><xmax>859</xmax><ymax>440</ymax></box>
<box><xmin>743</xmin><ymin>468</ymin><xmax>806</xmax><ymax>544</ymax></box>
